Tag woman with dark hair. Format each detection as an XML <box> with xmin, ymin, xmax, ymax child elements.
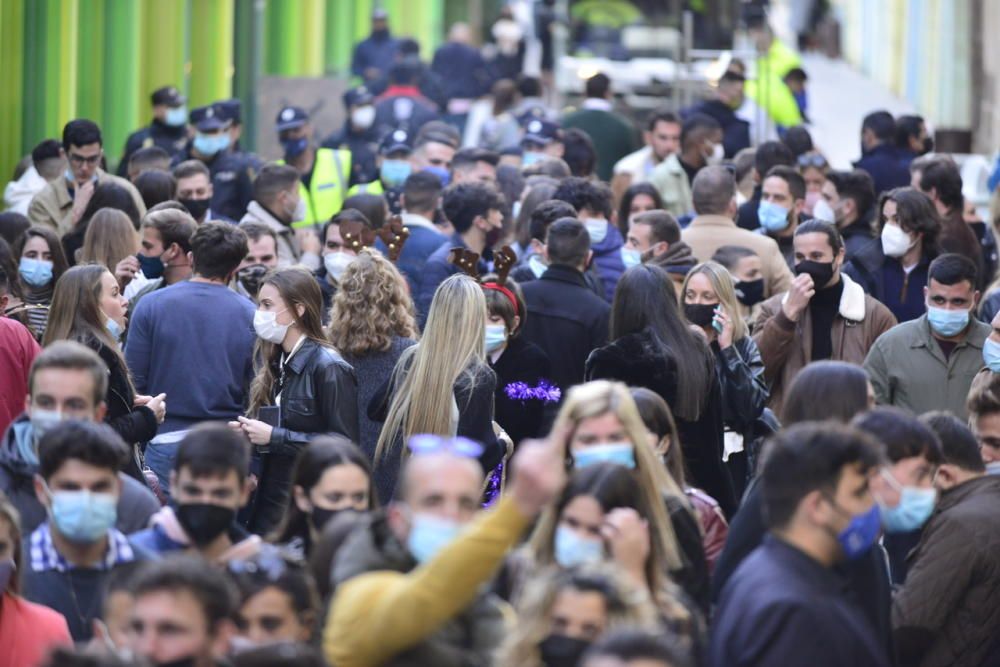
<box><xmin>61</xmin><ymin>182</ymin><xmax>143</xmax><ymax>263</ymax></box>
<box><xmin>617</xmin><ymin>182</ymin><xmax>664</xmax><ymax>237</ymax></box>
<box><xmin>134</xmin><ymin>169</ymin><xmax>177</xmax><ymax>211</ymax></box>
<box><xmin>781</xmin><ymin>360</ymin><xmax>874</xmax><ymax>425</ymax></box>
<box><xmin>228</xmin><ymin>550</ymin><xmax>320</xmax><ymax>646</ymax></box>
<box><xmin>12</xmin><ymin>226</ymin><xmax>68</xmax><ymax>340</ymax></box>
<box><xmin>843</xmin><ymin>187</ymin><xmax>941</xmax><ymax>322</ymax></box>
<box><xmin>585</xmin><ymin>264</ymin><xmax>735</xmax><ymax>516</ymax></box>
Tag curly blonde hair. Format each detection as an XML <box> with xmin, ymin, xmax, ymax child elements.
<box><xmin>327</xmin><ymin>248</ymin><xmax>419</xmax><ymax>357</ymax></box>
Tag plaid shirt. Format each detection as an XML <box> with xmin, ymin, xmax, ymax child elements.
<box><xmin>29</xmin><ymin>522</ymin><xmax>135</xmax><ymax>573</ymax></box>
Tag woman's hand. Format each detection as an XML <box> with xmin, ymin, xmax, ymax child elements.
<box><xmin>715</xmin><ymin>307</ymin><xmax>735</xmax><ymax>349</ymax></box>
<box><xmin>602</xmin><ymin>507</ymin><xmax>650</xmax><ymax>586</ymax></box>
<box><xmin>136</xmin><ymin>393</ymin><xmax>166</xmax><ymax>424</ymax></box>
<box><xmin>236</xmin><ymin>416</ymin><xmax>273</xmax><ymax>446</ymax></box>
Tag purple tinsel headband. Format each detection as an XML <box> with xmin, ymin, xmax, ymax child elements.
<box><xmin>504</xmin><ymin>380</ymin><xmax>561</xmax><ymax>403</ymax></box>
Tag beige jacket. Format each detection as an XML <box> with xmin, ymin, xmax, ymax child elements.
<box><xmin>240</xmin><ymin>201</ymin><xmax>320</xmax><ymax>271</ymax></box>
<box><xmin>648</xmin><ymin>153</ymin><xmax>693</xmax><ymax>218</ymax></box>
<box><xmin>682</xmin><ymin>214</ymin><xmax>795</xmax><ymax>299</ymax></box>
<box><xmin>27</xmin><ymin>169</ymin><xmax>146</xmax><ymax>235</ymax></box>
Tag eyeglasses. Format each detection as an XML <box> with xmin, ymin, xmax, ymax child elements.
<box><xmin>407</xmin><ymin>434</ymin><xmax>484</xmax><ymax>458</ymax></box>
<box><xmin>227</xmin><ymin>548</ymin><xmax>301</xmax><ymax>581</ymax></box>
<box><xmin>68</xmin><ymin>152</ymin><xmax>102</xmax><ymax>166</ymax></box>
<box><xmin>797</xmin><ymin>153</ymin><xmax>828</xmax><ymax>168</ymax></box>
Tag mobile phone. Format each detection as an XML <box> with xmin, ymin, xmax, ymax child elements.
<box><xmin>712</xmin><ymin>306</ymin><xmax>724</xmax><ymax>333</ymax></box>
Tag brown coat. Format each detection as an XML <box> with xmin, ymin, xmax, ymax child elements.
<box><xmin>681</xmin><ymin>214</ymin><xmax>794</xmax><ymax>299</ymax></box>
<box><xmin>752</xmin><ymin>273</ymin><xmax>897</xmax><ymax>413</ymax></box>
<box><xmin>27</xmin><ymin>169</ymin><xmax>146</xmax><ymax>235</ymax></box>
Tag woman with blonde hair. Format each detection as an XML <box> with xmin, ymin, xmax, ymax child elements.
<box><xmin>328</xmin><ymin>248</ymin><xmax>419</xmax><ymax>460</ymax></box>
<box><xmin>232</xmin><ymin>267</ymin><xmax>359</xmax><ymax>535</ymax></box>
<box><xmin>370</xmin><ymin>273</ymin><xmax>503</xmax><ymax>503</ymax></box>
<box><xmin>80</xmin><ymin>208</ymin><xmax>140</xmax><ymax>272</ymax></box>
<box><xmin>681</xmin><ymin>261</ymin><xmax>768</xmax><ymax>498</ymax></box>
<box><xmin>43</xmin><ymin>264</ymin><xmax>165</xmax><ymax>478</ymax></box>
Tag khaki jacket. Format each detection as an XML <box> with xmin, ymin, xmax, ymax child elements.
<box><xmin>239</xmin><ymin>201</ymin><xmax>320</xmax><ymax>271</ymax></box>
<box><xmin>864</xmin><ymin>313</ymin><xmax>990</xmax><ymax>420</ymax></box>
<box><xmin>648</xmin><ymin>153</ymin><xmax>693</xmax><ymax>218</ymax></box>
<box><xmin>27</xmin><ymin>169</ymin><xmax>146</xmax><ymax>235</ymax></box>
<box><xmin>682</xmin><ymin>214</ymin><xmax>794</xmax><ymax>299</ymax></box>
<box><xmin>754</xmin><ymin>274</ymin><xmax>897</xmax><ymax>413</ymax></box>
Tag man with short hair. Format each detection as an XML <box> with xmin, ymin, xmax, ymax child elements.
<box><xmin>324</xmin><ymin>430</ymin><xmax>567</xmax><ymax>667</ymax></box>
<box><xmin>966</xmin><ymin>364</ymin><xmax>1000</xmax><ymax>474</ymax></box>
<box><xmin>127</xmin><ymin>146</ymin><xmax>172</xmax><ymax>183</ymax></box>
<box><xmin>450</xmin><ymin>147</ymin><xmax>499</xmax><ymax>186</ymax></box>
<box><xmin>521</xmin><ymin>218</ymin><xmax>611</xmax><ymax>392</ymax></box>
<box><xmin>736</xmin><ymin>140</ymin><xmax>795</xmax><ymax>231</ymax></box>
<box><xmin>130</xmin><ymin>555</ymin><xmax>240</xmax><ymax>667</ymax></box>
<box><xmin>817</xmin><ymin>170</ymin><xmax>876</xmax><ymax>260</ymax></box>
<box><xmin>511</xmin><ymin>199</ymin><xmax>577</xmax><ymax>281</ymax></box>
<box><xmin>240</xmin><ymin>163</ymin><xmax>321</xmax><ymax>270</ymax></box>
<box><xmin>322</xmin><ymin>86</ymin><xmax>380</xmax><ymax>187</ymax></box>
<box><xmin>3</xmin><ymin>139</ymin><xmax>66</xmax><ymax>215</ymax></box>
<box><xmin>649</xmin><ymin>113</ymin><xmax>722</xmax><ymax>217</ymax></box>
<box><xmin>28</xmin><ymin>119</ymin><xmax>146</xmax><ymax>234</ymax></box>
<box><xmin>21</xmin><ymin>420</ymin><xmax>142</xmax><ymax>641</ymax></box>
<box><xmin>117</xmin><ymin>86</ymin><xmax>189</xmax><ymax>177</ymax></box>
<box><xmin>758</xmin><ymin>165</ymin><xmax>807</xmax><ymax>269</ymax></box>
<box><xmin>172</xmin><ymin>159</ymin><xmax>224</xmax><ymax>224</ymax></box>
<box><xmin>553</xmin><ymin>177</ymin><xmax>623</xmax><ymax>302</ymax></box>
<box><xmin>119</xmin><ymin>207</ymin><xmax>198</xmax><ymax>307</ymax></box>
<box><xmin>611</xmin><ymin>108</ymin><xmax>682</xmax><ymax>202</ymax></box>
<box><xmin>126</xmin><ymin>223</ymin><xmax>256</xmax><ymax>490</ymax></box>
<box><xmin>684</xmin><ymin>70</ymin><xmax>751</xmax><ymax>158</ymax></box>
<box><xmin>410</xmin><ymin>127</ymin><xmax>458</xmax><ymax>184</ymax></box>
<box><xmin>710</xmin><ymin>423</ymin><xmax>890</xmax><ymax>667</ymax></box>
<box><xmin>682</xmin><ymin>165</ymin><xmax>794</xmax><ymax>299</ymax></box>
<box><xmin>866</xmin><ymin>253</ymin><xmax>990</xmax><ymax>419</ymax></box>
<box><xmin>233</xmin><ymin>221</ymin><xmax>280</xmax><ymax>300</ymax></box>
<box><xmin>352</xmin><ymin>8</ymin><xmax>400</xmax><ymax>83</ymax></box>
<box><xmin>711</xmin><ymin>245</ymin><xmax>766</xmax><ymax>310</ymax></box>
<box><xmin>625</xmin><ymin>210</ymin><xmax>696</xmax><ymax>293</ymax></box>
<box><xmin>392</xmin><ymin>171</ymin><xmax>447</xmax><ymax>293</ymax></box>
<box><xmin>1</xmin><ymin>341</ymin><xmax>159</xmax><ymax>535</ymax></box>
<box><xmin>561</xmin><ymin>72</ymin><xmax>639</xmax><ymax>182</ymax></box>
<box><xmin>893</xmin><ymin>412</ymin><xmax>1000</xmax><ymax>667</ymax></box>
<box><xmin>854</xmin><ymin>110</ymin><xmax>910</xmax><ymax>196</ymax></box>
<box><xmin>896</xmin><ymin>114</ymin><xmax>933</xmax><ymax>160</ymax></box>
<box><xmin>917</xmin><ymin>158</ymin><xmax>986</xmax><ymax>285</ymax></box>
<box><xmin>373</xmin><ymin>58</ymin><xmax>441</xmax><ymax>138</ymax></box>
<box><xmin>520</xmin><ymin>118</ymin><xmax>564</xmax><ymax>168</ymax></box>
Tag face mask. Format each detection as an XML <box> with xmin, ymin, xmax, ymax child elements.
<box><xmin>926</xmin><ymin>305</ymin><xmax>970</xmax><ymax>338</ymax></box>
<box><xmin>554</xmin><ymin>524</ymin><xmax>603</xmax><ymax>568</ymax></box>
<box><xmin>292</xmin><ymin>198</ymin><xmax>308</xmax><ymax>224</ymax></box>
<box><xmin>582</xmin><ymin>218</ymin><xmax>608</xmax><ymax>245</ymax></box>
<box><xmin>620</xmin><ymin>247</ymin><xmax>642</xmax><ymax>270</ymax></box>
<box><xmin>28</xmin><ymin>409</ymin><xmax>63</xmax><ymax>463</ymax></box>
<box><xmin>281</xmin><ymin>137</ymin><xmax>309</xmax><ymax>160</ymax></box>
<box><xmin>522</xmin><ymin>151</ymin><xmax>545</xmax><ymax>167</ymax></box>
<box><xmin>137</xmin><ymin>252</ymin><xmax>165</xmax><ymax>280</ymax></box>
<box><xmin>324</xmin><ymin>251</ymin><xmax>354</xmax><ymax>282</ymax></box>
<box><xmin>104</xmin><ymin>313</ymin><xmax>123</xmax><ymax>342</ymax></box>
<box><xmin>193</xmin><ymin>132</ymin><xmax>230</xmax><ymax>157</ymax></box>
<box><xmin>812</xmin><ymin>198</ymin><xmax>836</xmax><ymax>225</ymax></box>
<box><xmin>254</xmin><ymin>308</ymin><xmax>291</xmax><ymax>344</ymax></box>
<box><xmin>0</xmin><ymin>558</ymin><xmax>14</xmax><ymax>593</ymax></box>
<box><xmin>758</xmin><ymin>200</ymin><xmax>791</xmax><ymax>233</ymax></box>
<box><xmin>511</xmin><ymin>200</ymin><xmax>523</xmax><ymax>220</ymax></box>
<box><xmin>684</xmin><ymin>302</ymin><xmax>717</xmax><ymax>328</ymax></box>
<box><xmin>878</xmin><ymin>478</ymin><xmax>937</xmax><ymax>533</ymax></box>
<box><xmin>179</xmin><ymin>197</ymin><xmax>210</xmax><ymax>222</ymax></box>
<box><xmin>310</xmin><ymin>506</ymin><xmax>359</xmax><ymax>534</ymax></box>
<box><xmin>881</xmin><ymin>224</ymin><xmax>914</xmax><ymax>258</ymax></box>
<box><xmin>407</xmin><ymin>512</ymin><xmax>463</xmax><ymax>563</ymax></box>
<box><xmin>237</xmin><ymin>264</ymin><xmax>268</xmax><ymax>297</ymax></box>
<box><xmin>922</xmin><ymin>136</ymin><xmax>934</xmax><ymax>154</ymax></box>
<box><xmin>734</xmin><ymin>278</ymin><xmax>765</xmax><ymax>306</ymax></box>
<box><xmin>175</xmin><ymin>503</ymin><xmax>235</xmax><ymax>546</ymax></box>
<box><xmin>423</xmin><ymin>165</ymin><xmax>451</xmax><ymax>187</ymax></box>
<box><xmin>538</xmin><ymin>634</ymin><xmax>592</xmax><ymax>667</ymax></box>
<box><xmin>351</xmin><ymin>105</ymin><xmax>376</xmax><ymax>130</ymax></box>
<box><xmin>529</xmin><ymin>254</ymin><xmax>548</xmax><ymax>279</ymax></box>
<box><xmin>705</xmin><ymin>142</ymin><xmax>724</xmax><ymax>165</ymax></box>
<box><xmin>380</xmin><ymin>159</ymin><xmax>412</xmax><ymax>187</ymax></box>
<box><xmin>19</xmin><ymin>257</ymin><xmax>53</xmax><ymax>288</ymax></box>
<box><xmin>832</xmin><ymin>502</ymin><xmax>881</xmax><ymax>560</ymax></box>
<box><xmin>987</xmin><ymin>461</ymin><xmax>1000</xmax><ymax>476</ymax></box>
<box><xmin>572</xmin><ymin>443</ymin><xmax>635</xmax><ymax>469</ymax></box>
<box><xmin>795</xmin><ymin>259</ymin><xmax>836</xmax><ymax>288</ymax></box>
<box><xmin>484</xmin><ymin>224</ymin><xmax>503</xmax><ymax>250</ymax></box>
<box><xmin>983</xmin><ymin>337</ymin><xmax>1000</xmax><ymax>372</ymax></box>
<box><xmin>47</xmin><ymin>488</ymin><xmax>118</xmax><ymax>543</ymax></box>
<box><xmin>164</xmin><ymin>106</ymin><xmax>188</xmax><ymax>128</ymax></box>
<box><xmin>484</xmin><ymin>323</ymin><xmax>507</xmax><ymax>353</ymax></box>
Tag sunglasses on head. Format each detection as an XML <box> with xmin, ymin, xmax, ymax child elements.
<box><xmin>407</xmin><ymin>434</ymin><xmax>484</xmax><ymax>459</ymax></box>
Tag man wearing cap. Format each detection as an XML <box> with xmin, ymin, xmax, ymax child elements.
<box><xmin>373</xmin><ymin>58</ymin><xmax>441</xmax><ymax>138</ymax></box>
<box><xmin>352</xmin><ymin>9</ymin><xmax>400</xmax><ymax>83</ymax></box>
<box><xmin>520</xmin><ymin>119</ymin><xmax>564</xmax><ymax>169</ymax></box>
<box><xmin>170</xmin><ymin>104</ymin><xmax>257</xmax><ymax>222</ymax></box>
<box><xmin>117</xmin><ymin>86</ymin><xmax>190</xmax><ymax>177</ymax></box>
<box><xmin>215</xmin><ymin>98</ymin><xmax>254</xmax><ymax>156</ymax></box>
<box><xmin>275</xmin><ymin>106</ymin><xmax>353</xmax><ymax>231</ymax></box>
<box><xmin>322</xmin><ymin>87</ymin><xmax>380</xmax><ymax>187</ymax></box>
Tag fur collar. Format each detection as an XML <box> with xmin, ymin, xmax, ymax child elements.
<box><xmin>781</xmin><ymin>273</ymin><xmax>866</xmax><ymax>322</ymax></box>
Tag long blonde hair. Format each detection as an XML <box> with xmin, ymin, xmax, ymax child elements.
<box><xmin>681</xmin><ymin>260</ymin><xmax>748</xmax><ymax>341</ymax></box>
<box><xmin>374</xmin><ymin>274</ymin><xmax>487</xmax><ymax>463</ymax></box>
<box><xmin>543</xmin><ymin>381</ymin><xmax>687</xmax><ymax>571</ymax></box>
<box><xmin>80</xmin><ymin>208</ymin><xmax>139</xmax><ymax>271</ymax></box>
<box><xmin>327</xmin><ymin>248</ymin><xmax>418</xmax><ymax>357</ymax></box>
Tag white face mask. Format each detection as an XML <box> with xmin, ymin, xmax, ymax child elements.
<box><xmin>351</xmin><ymin>105</ymin><xmax>376</xmax><ymax>130</ymax></box>
<box><xmin>292</xmin><ymin>198</ymin><xmax>307</xmax><ymax>224</ymax></box>
<box><xmin>812</xmin><ymin>198</ymin><xmax>837</xmax><ymax>225</ymax></box>
<box><xmin>706</xmin><ymin>142</ymin><xmax>724</xmax><ymax>165</ymax></box>
<box><xmin>324</xmin><ymin>251</ymin><xmax>354</xmax><ymax>281</ymax></box>
<box><xmin>881</xmin><ymin>223</ymin><xmax>915</xmax><ymax>258</ymax></box>
<box><xmin>582</xmin><ymin>218</ymin><xmax>608</xmax><ymax>245</ymax></box>
<box><xmin>253</xmin><ymin>308</ymin><xmax>290</xmax><ymax>344</ymax></box>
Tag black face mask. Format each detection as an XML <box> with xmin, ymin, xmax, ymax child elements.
<box><xmin>735</xmin><ymin>278</ymin><xmax>765</xmax><ymax>306</ymax></box>
<box><xmin>237</xmin><ymin>264</ymin><xmax>268</xmax><ymax>297</ymax></box>
<box><xmin>309</xmin><ymin>506</ymin><xmax>361</xmax><ymax>534</ymax></box>
<box><xmin>922</xmin><ymin>136</ymin><xmax>934</xmax><ymax>154</ymax></box>
<box><xmin>795</xmin><ymin>259</ymin><xmax>836</xmax><ymax>288</ymax></box>
<box><xmin>539</xmin><ymin>635</ymin><xmax>591</xmax><ymax>667</ymax></box>
<box><xmin>684</xmin><ymin>302</ymin><xmax>718</xmax><ymax>328</ymax></box>
<box><xmin>178</xmin><ymin>197</ymin><xmax>210</xmax><ymax>222</ymax></box>
<box><xmin>175</xmin><ymin>503</ymin><xmax>235</xmax><ymax>546</ymax></box>
<box><xmin>484</xmin><ymin>225</ymin><xmax>503</xmax><ymax>250</ymax></box>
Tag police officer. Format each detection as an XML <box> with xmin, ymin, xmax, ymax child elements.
<box><xmin>216</xmin><ymin>98</ymin><xmax>257</xmax><ymax>159</ymax></box>
<box><xmin>170</xmin><ymin>104</ymin><xmax>257</xmax><ymax>222</ymax></box>
<box><xmin>322</xmin><ymin>87</ymin><xmax>379</xmax><ymax>186</ymax></box>
<box><xmin>369</xmin><ymin>128</ymin><xmax>414</xmax><ymax>213</ymax></box>
<box><xmin>117</xmin><ymin>86</ymin><xmax>189</xmax><ymax>176</ymax></box>
<box><xmin>275</xmin><ymin>106</ymin><xmax>352</xmax><ymax>230</ymax></box>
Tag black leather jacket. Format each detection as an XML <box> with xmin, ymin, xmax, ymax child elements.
<box><xmin>268</xmin><ymin>339</ymin><xmax>360</xmax><ymax>454</ymax></box>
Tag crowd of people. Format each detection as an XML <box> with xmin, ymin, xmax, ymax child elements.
<box><xmin>1</xmin><ymin>8</ymin><xmax>1000</xmax><ymax>667</ymax></box>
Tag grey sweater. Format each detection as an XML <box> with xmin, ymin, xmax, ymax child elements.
<box><xmin>344</xmin><ymin>337</ymin><xmax>416</xmax><ymax>460</ymax></box>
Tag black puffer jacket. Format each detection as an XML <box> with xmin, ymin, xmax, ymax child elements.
<box><xmin>95</xmin><ymin>341</ymin><xmax>158</xmax><ymax>453</ymax></box>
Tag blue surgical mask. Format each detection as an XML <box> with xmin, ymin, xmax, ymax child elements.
<box><xmin>833</xmin><ymin>502</ymin><xmax>881</xmax><ymax>560</ymax></box>
<box><xmin>758</xmin><ymin>200</ymin><xmax>791</xmax><ymax>232</ymax></box>
<box><xmin>423</xmin><ymin>165</ymin><xmax>451</xmax><ymax>187</ymax></box>
<box><xmin>926</xmin><ymin>306</ymin><xmax>970</xmax><ymax>338</ymax></box>
<box><xmin>281</xmin><ymin>137</ymin><xmax>309</xmax><ymax>160</ymax></box>
<box><xmin>484</xmin><ymin>324</ymin><xmax>507</xmax><ymax>353</ymax></box>
<box><xmin>528</xmin><ymin>254</ymin><xmax>548</xmax><ymax>279</ymax></box>
<box><xmin>46</xmin><ymin>486</ymin><xmax>118</xmax><ymax>543</ymax></box>
<box><xmin>621</xmin><ymin>247</ymin><xmax>642</xmax><ymax>269</ymax></box>
<box><xmin>137</xmin><ymin>252</ymin><xmax>165</xmax><ymax>280</ymax></box>
<box><xmin>164</xmin><ymin>106</ymin><xmax>188</xmax><ymax>127</ymax></box>
<box><xmin>193</xmin><ymin>132</ymin><xmax>230</xmax><ymax>157</ymax></box>
<box><xmin>879</xmin><ymin>482</ymin><xmax>937</xmax><ymax>533</ymax></box>
<box><xmin>572</xmin><ymin>443</ymin><xmax>636</xmax><ymax>469</ymax></box>
<box><xmin>554</xmin><ymin>524</ymin><xmax>604</xmax><ymax>568</ymax></box>
<box><xmin>105</xmin><ymin>314</ymin><xmax>123</xmax><ymax>342</ymax></box>
<box><xmin>19</xmin><ymin>257</ymin><xmax>53</xmax><ymax>287</ymax></box>
<box><xmin>983</xmin><ymin>337</ymin><xmax>1000</xmax><ymax>372</ymax></box>
<box><xmin>407</xmin><ymin>513</ymin><xmax>462</xmax><ymax>563</ymax></box>
<box><xmin>582</xmin><ymin>218</ymin><xmax>608</xmax><ymax>245</ymax></box>
<box><xmin>380</xmin><ymin>159</ymin><xmax>412</xmax><ymax>187</ymax></box>
<box><xmin>23</xmin><ymin>409</ymin><xmax>63</xmax><ymax>465</ymax></box>
<box><xmin>522</xmin><ymin>151</ymin><xmax>544</xmax><ymax>167</ymax></box>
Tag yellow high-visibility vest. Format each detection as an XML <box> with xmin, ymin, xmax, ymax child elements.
<box><xmin>346</xmin><ymin>180</ymin><xmax>385</xmax><ymax>197</ymax></box>
<box><xmin>280</xmin><ymin>148</ymin><xmax>351</xmax><ymax>229</ymax></box>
